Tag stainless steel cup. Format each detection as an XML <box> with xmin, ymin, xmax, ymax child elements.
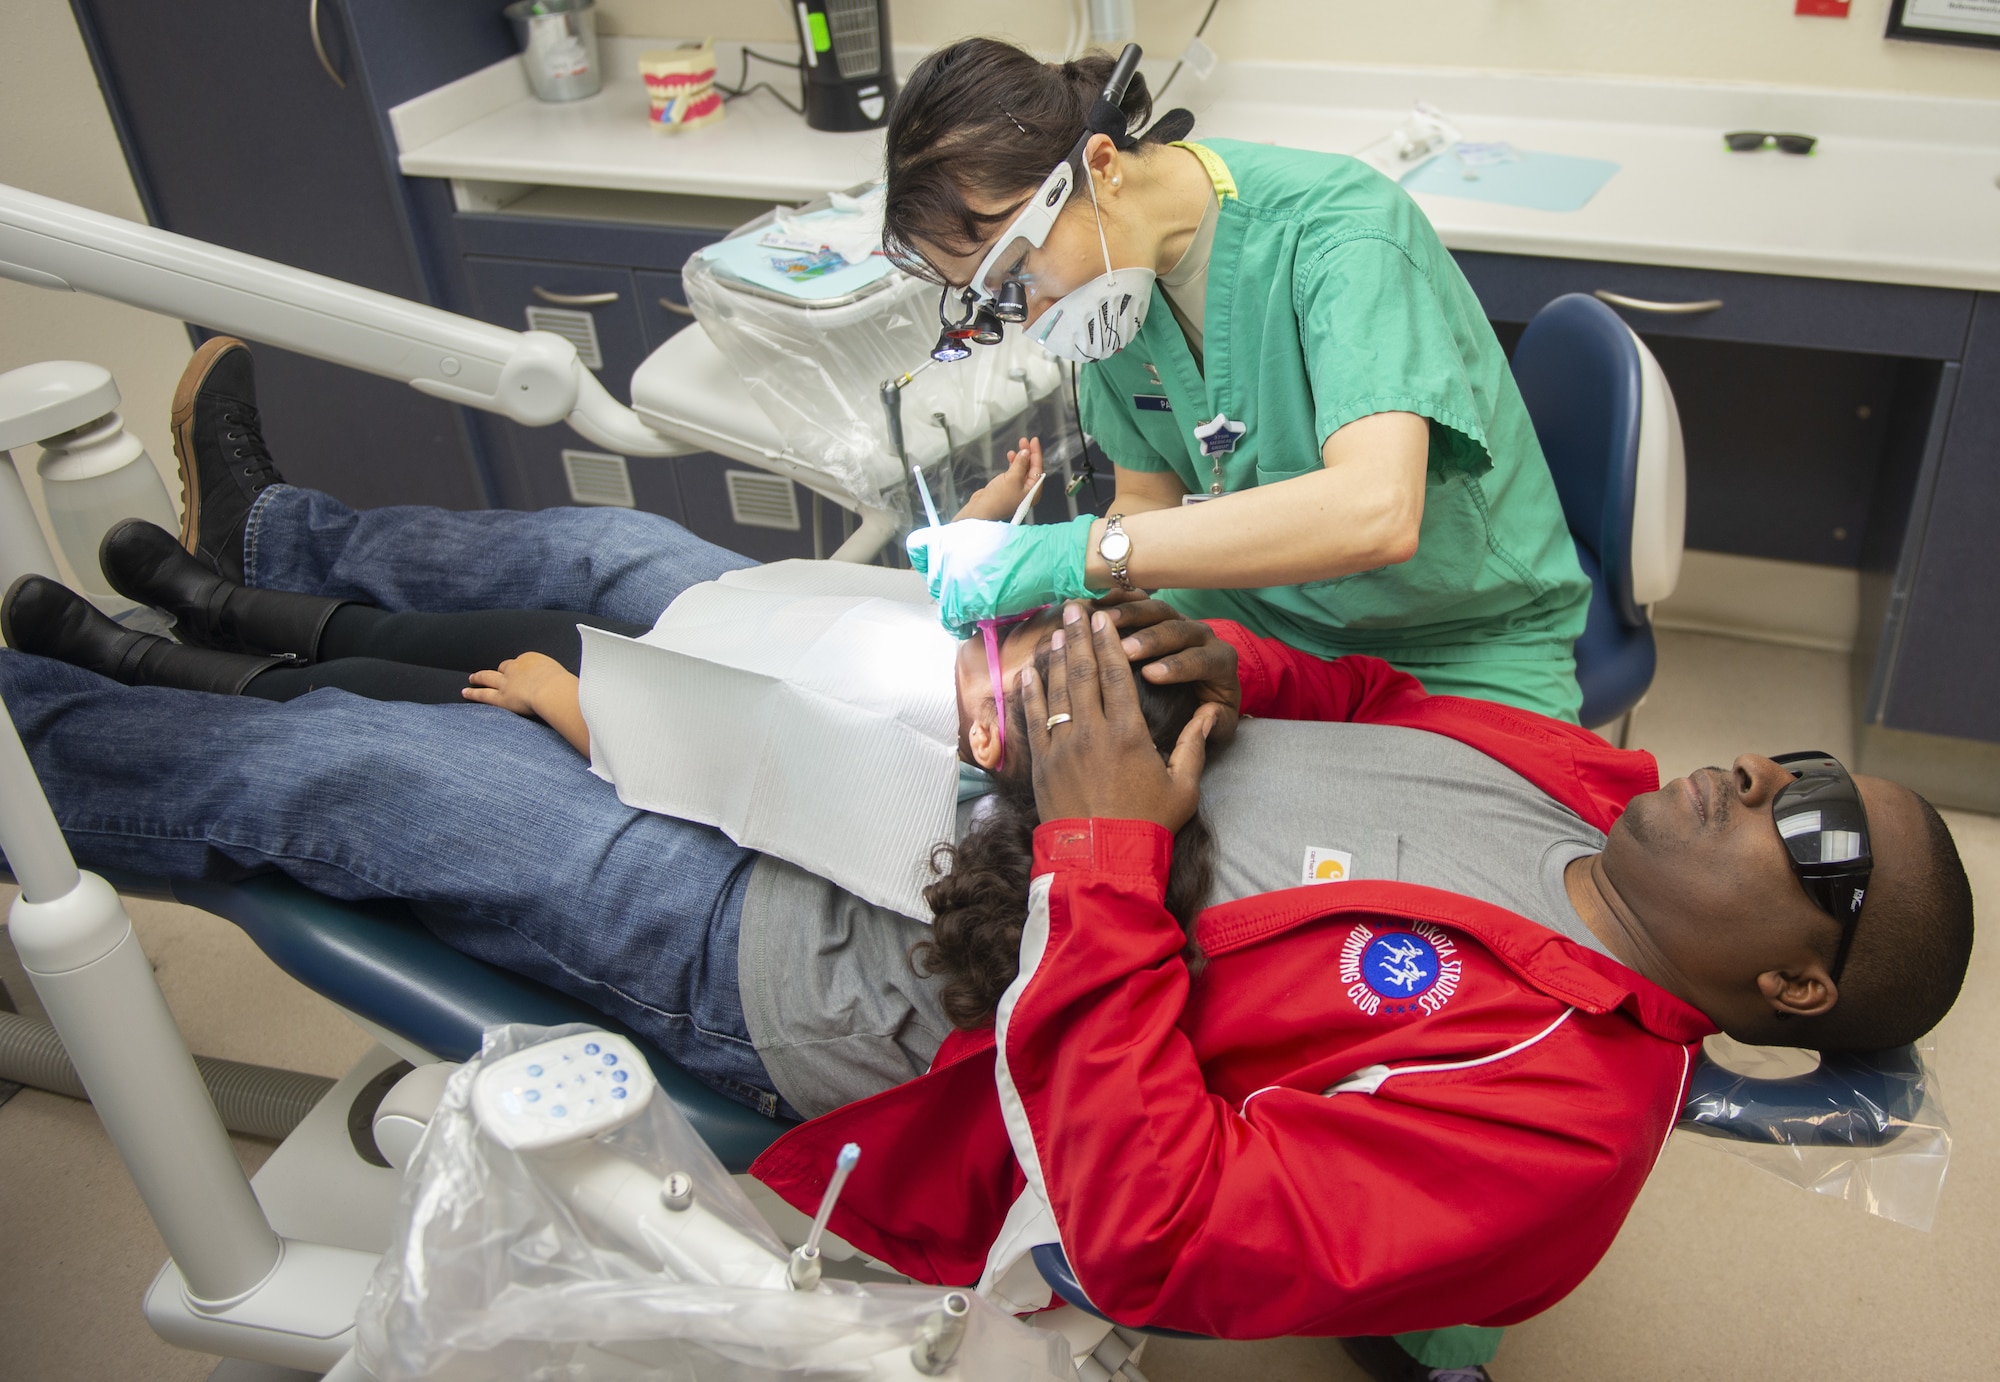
<box><xmin>504</xmin><ymin>0</ymin><xmax>602</xmax><ymax>103</ymax></box>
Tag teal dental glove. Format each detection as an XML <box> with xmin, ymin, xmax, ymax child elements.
<box><xmin>905</xmin><ymin>513</ymin><xmax>1103</xmax><ymax>637</ymax></box>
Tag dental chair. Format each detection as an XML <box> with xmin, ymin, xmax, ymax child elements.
<box><xmin>1511</xmin><ymin>292</ymin><xmax>1687</xmax><ymax>740</ymax></box>
<box><xmin>0</xmin><ymin>187</ymin><xmax>1927</xmax><ymax>1371</ymax></box>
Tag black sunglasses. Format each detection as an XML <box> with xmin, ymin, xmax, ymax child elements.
<box><xmin>1770</xmin><ymin>750</ymin><xmax>1872</xmax><ymax>983</ymax></box>
<box><xmin>1724</xmin><ymin>130</ymin><xmax>1817</xmax><ymax>155</ymax></box>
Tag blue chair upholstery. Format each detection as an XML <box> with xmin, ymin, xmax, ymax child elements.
<box><xmin>112</xmin><ymin>871</ymin><xmax>792</xmax><ymax>1172</ymax></box>
<box><xmin>1680</xmin><ymin>1043</ymin><xmax>1927</xmax><ymax>1148</ymax></box>
<box><xmin>1511</xmin><ymin>293</ymin><xmax>1656</xmax><ymax>728</ymax></box>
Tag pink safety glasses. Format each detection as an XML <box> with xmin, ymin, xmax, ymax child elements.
<box><xmin>977</xmin><ymin>606</ymin><xmax>1051</xmax><ymax>760</ymax></box>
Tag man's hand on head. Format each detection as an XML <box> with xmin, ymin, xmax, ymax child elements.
<box><xmin>1105</xmin><ymin>598</ymin><xmax>1242</xmax><ymax>744</ymax></box>
<box><xmin>1021</xmin><ymin>602</ymin><xmax>1219</xmax><ymax>833</ymax></box>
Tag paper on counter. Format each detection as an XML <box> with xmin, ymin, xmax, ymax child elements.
<box><xmin>1401</xmin><ymin>146</ymin><xmax>1620</xmax><ymax>213</ymax></box>
<box><xmin>578</xmin><ymin>561</ymin><xmax>963</xmax><ymax>921</ymax></box>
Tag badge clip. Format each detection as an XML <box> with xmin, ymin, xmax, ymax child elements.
<box><xmin>1193</xmin><ymin>412</ymin><xmax>1246</xmax><ymax>457</ymax></box>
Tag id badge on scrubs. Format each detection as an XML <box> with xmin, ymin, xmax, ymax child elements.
<box><xmin>1182</xmin><ymin>493</ymin><xmax>1218</xmax><ymax>506</ymax></box>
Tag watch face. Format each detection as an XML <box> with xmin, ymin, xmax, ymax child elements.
<box><xmin>1100</xmin><ymin>530</ymin><xmax>1132</xmax><ymax>563</ymax></box>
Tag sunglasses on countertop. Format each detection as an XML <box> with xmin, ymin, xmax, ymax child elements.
<box><xmin>1724</xmin><ymin>130</ymin><xmax>1818</xmax><ymax>155</ymax></box>
<box><xmin>1770</xmin><ymin>750</ymin><xmax>1872</xmax><ymax>984</ymax></box>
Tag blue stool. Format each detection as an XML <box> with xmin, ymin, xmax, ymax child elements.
<box><xmin>1512</xmin><ymin>293</ymin><xmax>1688</xmax><ymax>739</ymax></box>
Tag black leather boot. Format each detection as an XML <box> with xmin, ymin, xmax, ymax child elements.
<box><xmin>2</xmin><ymin>575</ymin><xmax>286</xmax><ymax>695</ymax></box>
<box><xmin>100</xmin><ymin>518</ymin><xmax>349</xmax><ymax>659</ymax></box>
<box><xmin>170</xmin><ymin>335</ymin><xmax>287</xmax><ymax>582</ymax></box>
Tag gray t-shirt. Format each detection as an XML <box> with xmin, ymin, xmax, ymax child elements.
<box><xmin>737</xmin><ymin>722</ymin><xmax>1609</xmax><ymax>1118</ymax></box>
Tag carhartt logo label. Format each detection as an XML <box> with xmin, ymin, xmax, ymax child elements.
<box><xmin>1302</xmin><ymin>847</ymin><xmax>1353</xmax><ymax>885</ymax></box>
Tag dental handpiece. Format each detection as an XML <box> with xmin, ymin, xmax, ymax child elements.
<box><xmin>1009</xmin><ymin>471</ymin><xmax>1048</xmax><ymax>525</ymax></box>
<box><xmin>788</xmin><ymin>1141</ymin><xmax>860</xmax><ymax>1291</ymax></box>
<box><xmin>912</xmin><ymin>464</ymin><xmax>943</xmax><ymax>529</ymax></box>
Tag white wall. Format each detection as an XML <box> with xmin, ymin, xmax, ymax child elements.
<box><xmin>602</xmin><ymin>0</ymin><xmax>2000</xmax><ymax>97</ymax></box>
<box><xmin>0</xmin><ymin>0</ymin><xmax>190</xmax><ymax>587</ymax></box>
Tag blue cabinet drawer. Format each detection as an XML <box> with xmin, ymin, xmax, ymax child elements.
<box><xmin>636</xmin><ymin>270</ymin><xmax>699</xmax><ymax>350</ymax></box>
<box><xmin>461</xmin><ymin>257</ymin><xmax>651</xmax><ymax>384</ymax></box>
<box><xmin>1454</xmin><ymin>252</ymin><xmax>1974</xmax><ymax>361</ymax></box>
<box><xmin>460</xmin><ymin>256</ymin><xmax>680</xmax><ymax>516</ymax></box>
<box><xmin>675</xmin><ymin>454</ymin><xmax>822</xmax><ymax>564</ymax></box>
<box><xmin>453</xmin><ymin>209</ymin><xmax>725</xmax><ymax>275</ymax></box>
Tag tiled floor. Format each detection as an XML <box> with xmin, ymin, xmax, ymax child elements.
<box><xmin>1</xmin><ymin>628</ymin><xmax>1994</xmax><ymax>1380</ymax></box>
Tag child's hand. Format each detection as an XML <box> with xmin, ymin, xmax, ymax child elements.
<box><xmin>951</xmin><ymin>436</ymin><xmax>1045</xmax><ymax>522</ymax></box>
<box><xmin>465</xmin><ymin>652</ymin><xmax>591</xmax><ymax>756</ymax></box>
<box><xmin>464</xmin><ymin>652</ymin><xmax>574</xmax><ymax>719</ymax></box>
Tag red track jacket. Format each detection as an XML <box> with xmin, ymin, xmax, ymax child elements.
<box><xmin>752</xmin><ymin>628</ymin><xmax>1714</xmax><ymax>1338</ymax></box>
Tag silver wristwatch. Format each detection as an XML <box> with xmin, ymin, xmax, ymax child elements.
<box><xmin>1099</xmin><ymin>513</ymin><xmax>1135</xmax><ymax>591</ymax></box>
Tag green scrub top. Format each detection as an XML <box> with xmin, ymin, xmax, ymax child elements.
<box><xmin>1078</xmin><ymin>139</ymin><xmax>1590</xmax><ymax>722</ymax></box>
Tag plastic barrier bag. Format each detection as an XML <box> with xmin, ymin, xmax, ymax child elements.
<box><xmin>355</xmin><ymin>1023</ymin><xmax>1074</xmax><ymax>1381</ymax></box>
<box><xmin>683</xmin><ymin>187</ymin><xmax>1085</xmax><ymax>529</ymax></box>
<box><xmin>1680</xmin><ymin>1035</ymin><xmax>1951</xmax><ymax>1231</ymax></box>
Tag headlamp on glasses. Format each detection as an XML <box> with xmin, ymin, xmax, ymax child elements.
<box><xmin>928</xmin><ymin>43</ymin><xmax>1146</xmax><ymax>365</ymax></box>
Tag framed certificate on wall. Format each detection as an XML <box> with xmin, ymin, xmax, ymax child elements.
<box><xmin>1886</xmin><ymin>0</ymin><xmax>2000</xmax><ymax>48</ymax></box>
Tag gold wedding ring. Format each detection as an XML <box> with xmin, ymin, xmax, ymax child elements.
<box><xmin>1045</xmin><ymin>712</ymin><xmax>1073</xmax><ymax>730</ymax></box>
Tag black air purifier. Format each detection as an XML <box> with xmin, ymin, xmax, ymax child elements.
<box><xmin>792</xmin><ymin>0</ymin><xmax>896</xmax><ymax>132</ymax></box>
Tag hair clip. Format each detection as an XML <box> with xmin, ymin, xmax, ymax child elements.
<box><xmin>1002</xmin><ymin>108</ymin><xmax>1030</xmax><ymax>135</ymax></box>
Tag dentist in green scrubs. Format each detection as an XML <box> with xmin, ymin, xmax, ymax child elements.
<box><xmin>887</xmin><ymin>39</ymin><xmax>1590</xmax><ymax>724</ymax></box>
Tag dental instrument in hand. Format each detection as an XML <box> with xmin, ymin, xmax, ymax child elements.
<box><xmin>788</xmin><ymin>1141</ymin><xmax>860</xmax><ymax>1290</ymax></box>
<box><xmin>913</xmin><ymin>463</ymin><xmax>943</xmax><ymax>529</ymax></box>
<box><xmin>1009</xmin><ymin>470</ymin><xmax>1048</xmax><ymax>525</ymax></box>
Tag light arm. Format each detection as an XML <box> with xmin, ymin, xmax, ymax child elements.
<box><xmin>0</xmin><ymin>181</ymin><xmax>687</xmax><ymax>457</ymax></box>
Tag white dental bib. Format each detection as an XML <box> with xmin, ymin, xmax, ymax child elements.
<box><xmin>577</xmin><ymin>561</ymin><xmax>962</xmax><ymax>921</ymax></box>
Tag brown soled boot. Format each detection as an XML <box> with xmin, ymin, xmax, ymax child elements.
<box><xmin>170</xmin><ymin>335</ymin><xmax>286</xmax><ymax>582</ymax></box>
<box><xmin>1</xmin><ymin>575</ymin><xmax>285</xmax><ymax>695</ymax></box>
<box><xmin>99</xmin><ymin>518</ymin><xmax>349</xmax><ymax>660</ymax></box>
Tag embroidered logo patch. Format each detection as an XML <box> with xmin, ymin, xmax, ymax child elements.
<box><xmin>1338</xmin><ymin>921</ymin><xmax>1463</xmax><ymax>1017</ymax></box>
<box><xmin>1301</xmin><ymin>847</ymin><xmax>1353</xmax><ymax>885</ymax></box>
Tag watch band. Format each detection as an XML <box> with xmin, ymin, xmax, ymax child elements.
<box><xmin>1101</xmin><ymin>513</ymin><xmax>1135</xmax><ymax>591</ymax></box>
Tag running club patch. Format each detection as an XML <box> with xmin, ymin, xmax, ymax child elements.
<box><xmin>1338</xmin><ymin>921</ymin><xmax>1463</xmax><ymax>1017</ymax></box>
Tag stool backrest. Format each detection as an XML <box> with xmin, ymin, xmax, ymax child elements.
<box><xmin>1512</xmin><ymin>294</ymin><xmax>1686</xmax><ymax>628</ymax></box>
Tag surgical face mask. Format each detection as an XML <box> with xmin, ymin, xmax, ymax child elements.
<box><xmin>1022</xmin><ymin>171</ymin><xmax>1154</xmax><ymax>364</ymax></box>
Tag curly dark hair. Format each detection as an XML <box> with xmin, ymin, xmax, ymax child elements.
<box><xmin>912</xmin><ymin>648</ymin><xmax>1216</xmax><ymax>1029</ymax></box>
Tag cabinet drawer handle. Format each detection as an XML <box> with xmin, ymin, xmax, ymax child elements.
<box><xmin>309</xmin><ymin>0</ymin><xmax>346</xmax><ymax>89</ymax></box>
<box><xmin>659</xmin><ymin>297</ymin><xmax>696</xmax><ymax>317</ymax></box>
<box><xmin>532</xmin><ymin>287</ymin><xmax>619</xmax><ymax>307</ymax></box>
<box><xmin>1593</xmin><ymin>289</ymin><xmax>1723</xmax><ymax>315</ymax></box>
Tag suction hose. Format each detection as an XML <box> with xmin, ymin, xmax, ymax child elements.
<box><xmin>0</xmin><ymin>1008</ymin><xmax>335</xmax><ymax>1139</ymax></box>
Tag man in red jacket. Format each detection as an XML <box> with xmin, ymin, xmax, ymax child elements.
<box><xmin>754</xmin><ymin>600</ymin><xmax>1973</xmax><ymax>1375</ymax></box>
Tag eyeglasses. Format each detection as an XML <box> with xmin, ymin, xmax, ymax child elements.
<box><xmin>978</xmin><ymin>606</ymin><xmax>1051</xmax><ymax>761</ymax></box>
<box><xmin>930</xmin><ymin>44</ymin><xmax>1144</xmax><ymax>364</ymax></box>
<box><xmin>932</xmin><ymin>151</ymin><xmax>1080</xmax><ymax>363</ymax></box>
<box><xmin>1770</xmin><ymin>750</ymin><xmax>1872</xmax><ymax>984</ymax></box>
<box><xmin>1724</xmin><ymin>131</ymin><xmax>1817</xmax><ymax>155</ymax></box>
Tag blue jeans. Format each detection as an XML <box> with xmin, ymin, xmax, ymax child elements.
<box><xmin>2</xmin><ymin>491</ymin><xmax>797</xmax><ymax>1117</ymax></box>
<box><xmin>242</xmin><ymin>484</ymin><xmax>756</xmax><ymax>621</ymax></box>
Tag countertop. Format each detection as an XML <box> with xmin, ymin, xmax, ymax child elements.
<box><xmin>391</xmin><ymin>39</ymin><xmax>2000</xmax><ymax>292</ymax></box>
